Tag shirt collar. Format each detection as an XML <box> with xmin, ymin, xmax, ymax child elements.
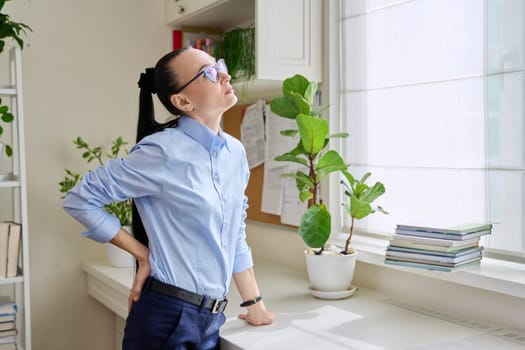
<box><xmin>178</xmin><ymin>116</ymin><xmax>230</xmax><ymax>154</ymax></box>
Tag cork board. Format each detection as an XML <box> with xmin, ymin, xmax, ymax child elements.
<box><xmin>222</xmin><ymin>103</ymin><xmax>295</xmax><ymax>228</ymax></box>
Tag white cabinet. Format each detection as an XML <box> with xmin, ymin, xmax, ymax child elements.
<box><xmin>164</xmin><ymin>0</ymin><xmax>322</xmax><ymax>82</ymax></box>
<box><xmin>256</xmin><ymin>0</ymin><xmax>322</xmax><ymax>81</ymax></box>
<box><xmin>165</xmin><ymin>0</ymin><xmax>221</xmax><ymax>26</ymax></box>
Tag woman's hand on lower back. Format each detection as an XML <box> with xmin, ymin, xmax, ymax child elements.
<box><xmin>128</xmin><ymin>250</ymin><xmax>151</xmax><ymax>313</ymax></box>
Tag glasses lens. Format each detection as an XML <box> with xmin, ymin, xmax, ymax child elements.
<box><xmin>217</xmin><ymin>59</ymin><xmax>228</xmax><ymax>74</ymax></box>
<box><xmin>203</xmin><ymin>65</ymin><xmax>218</xmax><ymax>83</ymax></box>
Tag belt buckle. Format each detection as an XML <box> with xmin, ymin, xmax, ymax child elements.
<box><xmin>211</xmin><ymin>298</ymin><xmax>227</xmax><ymax>313</ymax></box>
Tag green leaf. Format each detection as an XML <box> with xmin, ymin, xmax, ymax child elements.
<box><xmin>311</xmin><ymin>104</ymin><xmax>330</xmax><ymax>117</ymax></box>
<box><xmin>280</xmin><ymin>129</ymin><xmax>299</xmax><ymax>137</ymax></box>
<box><xmin>373</xmin><ymin>205</ymin><xmax>389</xmax><ymax>215</ymax></box>
<box><xmin>299</xmin><ymin>204</ymin><xmax>331</xmax><ymax>248</ymax></box>
<box><xmin>340</xmin><ymin>180</ymin><xmax>353</xmax><ymax>197</ymax></box>
<box><xmin>342</xmin><ymin>170</ymin><xmax>355</xmax><ymax>187</ymax></box>
<box><xmin>329</xmin><ymin>132</ymin><xmax>349</xmax><ymax>138</ymax></box>
<box><xmin>299</xmin><ymin>191</ymin><xmax>313</xmax><ymax>203</ymax></box>
<box><xmin>296</xmin><ymin>114</ymin><xmax>328</xmax><ymax>155</ymax></box>
<box><xmin>0</xmin><ymin>105</ymin><xmax>8</xmax><ymax>114</ymax></box>
<box><xmin>5</xmin><ymin>144</ymin><xmax>12</xmax><ymax>157</ymax></box>
<box><xmin>355</xmin><ymin>182</ymin><xmax>368</xmax><ymax>197</ymax></box>
<box><xmin>82</xmin><ymin>151</ymin><xmax>90</xmax><ymax>159</ymax></box>
<box><xmin>289</xmin><ymin>141</ymin><xmax>308</xmax><ymax>156</ymax></box>
<box><xmin>304</xmin><ymin>81</ymin><xmax>317</xmax><ymax>105</ymax></box>
<box><xmin>270</xmin><ymin>93</ymin><xmax>310</xmax><ymax>119</ymax></box>
<box><xmin>359</xmin><ymin>182</ymin><xmax>386</xmax><ymax>204</ymax></box>
<box><xmin>360</xmin><ymin>172</ymin><xmax>371</xmax><ymax>184</ymax></box>
<box><xmin>350</xmin><ymin>196</ymin><xmax>373</xmax><ymax>219</ymax></box>
<box><xmin>316</xmin><ymin>150</ymin><xmax>348</xmax><ymax>180</ymax></box>
<box><xmin>295</xmin><ymin>171</ymin><xmax>314</xmax><ymax>192</ymax></box>
<box><xmin>283</xmin><ymin>74</ymin><xmax>309</xmax><ymax>97</ymax></box>
<box><xmin>74</xmin><ymin>137</ymin><xmax>87</xmax><ymax>148</ymax></box>
<box><xmin>1</xmin><ymin>112</ymin><xmax>13</xmax><ymax>123</ymax></box>
<box><xmin>0</xmin><ymin>125</ymin><xmax>3</xmax><ymax>138</ymax></box>
<box><xmin>274</xmin><ymin>153</ymin><xmax>307</xmax><ymax>166</ymax></box>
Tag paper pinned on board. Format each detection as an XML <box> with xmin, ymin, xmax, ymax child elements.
<box><xmin>260</xmin><ymin>103</ymin><xmax>305</xmax><ymax>224</ymax></box>
<box><xmin>240</xmin><ymin>100</ymin><xmax>266</xmax><ymax>169</ymax></box>
<box><xmin>280</xmin><ymin>169</ymin><xmax>308</xmax><ymax>226</ymax></box>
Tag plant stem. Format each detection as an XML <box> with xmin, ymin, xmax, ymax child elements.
<box><xmin>345</xmin><ymin>217</ymin><xmax>355</xmax><ymax>254</ymax></box>
<box><xmin>308</xmin><ymin>152</ymin><xmax>318</xmax><ymax>206</ymax></box>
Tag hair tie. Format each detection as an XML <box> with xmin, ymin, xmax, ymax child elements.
<box><xmin>138</xmin><ymin>67</ymin><xmax>156</xmax><ymax>94</ymax></box>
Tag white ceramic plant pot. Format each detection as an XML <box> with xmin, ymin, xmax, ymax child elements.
<box><xmin>106</xmin><ymin>226</ymin><xmax>134</xmax><ymax>268</ymax></box>
<box><xmin>305</xmin><ymin>249</ymin><xmax>357</xmax><ymax>292</ymax></box>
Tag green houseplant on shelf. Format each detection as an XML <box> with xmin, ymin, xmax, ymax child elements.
<box><xmin>0</xmin><ymin>0</ymin><xmax>31</xmax><ymax>157</ymax></box>
<box><xmin>218</xmin><ymin>27</ymin><xmax>255</xmax><ymax>82</ymax></box>
<box><xmin>59</xmin><ymin>136</ymin><xmax>134</xmax><ymax>267</ymax></box>
<box><xmin>270</xmin><ymin>74</ymin><xmax>356</xmax><ymax>296</ymax></box>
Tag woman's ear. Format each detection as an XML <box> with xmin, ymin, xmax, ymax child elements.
<box><xmin>170</xmin><ymin>94</ymin><xmax>194</xmax><ymax>112</ymax></box>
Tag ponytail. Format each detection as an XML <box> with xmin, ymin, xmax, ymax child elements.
<box><xmin>132</xmin><ymin>47</ymin><xmax>190</xmax><ymax>259</ymax></box>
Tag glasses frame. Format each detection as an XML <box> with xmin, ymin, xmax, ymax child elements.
<box><xmin>174</xmin><ymin>58</ymin><xmax>228</xmax><ymax>94</ymax></box>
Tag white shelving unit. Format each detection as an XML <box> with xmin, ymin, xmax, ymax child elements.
<box><xmin>0</xmin><ymin>46</ymin><xmax>32</xmax><ymax>350</ymax></box>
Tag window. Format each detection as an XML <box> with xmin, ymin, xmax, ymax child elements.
<box><xmin>337</xmin><ymin>0</ymin><xmax>525</xmax><ymax>259</ymax></box>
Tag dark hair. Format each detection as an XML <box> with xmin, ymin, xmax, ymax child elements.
<box><xmin>132</xmin><ymin>47</ymin><xmax>190</xmax><ymax>261</ymax></box>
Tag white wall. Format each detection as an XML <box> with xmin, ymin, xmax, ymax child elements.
<box><xmin>3</xmin><ymin>1</ymin><xmax>170</xmax><ymax>349</ymax></box>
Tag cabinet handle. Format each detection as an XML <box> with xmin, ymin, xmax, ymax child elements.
<box><xmin>177</xmin><ymin>5</ymin><xmax>185</xmax><ymax>14</ymax></box>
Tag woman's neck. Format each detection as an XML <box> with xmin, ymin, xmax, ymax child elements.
<box><xmin>189</xmin><ymin>113</ymin><xmax>222</xmax><ymax>133</ymax></box>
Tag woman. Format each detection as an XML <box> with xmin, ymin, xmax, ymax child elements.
<box><xmin>63</xmin><ymin>47</ymin><xmax>275</xmax><ymax>349</ymax></box>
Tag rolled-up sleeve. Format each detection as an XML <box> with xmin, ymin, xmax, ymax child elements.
<box><xmin>63</xmin><ymin>139</ymin><xmax>169</xmax><ymax>243</ymax></box>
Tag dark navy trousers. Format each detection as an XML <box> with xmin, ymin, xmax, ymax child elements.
<box><xmin>122</xmin><ymin>278</ymin><xmax>226</xmax><ymax>350</ymax></box>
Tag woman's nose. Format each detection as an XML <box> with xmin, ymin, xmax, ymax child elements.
<box><xmin>218</xmin><ymin>70</ymin><xmax>231</xmax><ymax>83</ymax></box>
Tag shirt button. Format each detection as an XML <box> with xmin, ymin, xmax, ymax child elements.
<box><xmin>212</xmin><ymin>151</ymin><xmax>217</xmax><ymax>157</ymax></box>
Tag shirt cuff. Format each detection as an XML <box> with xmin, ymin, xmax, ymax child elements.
<box><xmin>233</xmin><ymin>248</ymin><xmax>254</xmax><ymax>273</ymax></box>
<box><xmin>81</xmin><ymin>215</ymin><xmax>121</xmax><ymax>243</ymax></box>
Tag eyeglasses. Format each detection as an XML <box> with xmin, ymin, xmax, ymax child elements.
<box><xmin>175</xmin><ymin>58</ymin><xmax>228</xmax><ymax>94</ymax></box>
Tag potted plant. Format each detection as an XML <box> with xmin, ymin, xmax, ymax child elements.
<box><xmin>59</xmin><ymin>136</ymin><xmax>133</xmax><ymax>267</ymax></box>
<box><xmin>270</xmin><ymin>74</ymin><xmax>353</xmax><ymax>295</ymax></box>
<box><xmin>0</xmin><ymin>0</ymin><xmax>31</xmax><ymax>157</ymax></box>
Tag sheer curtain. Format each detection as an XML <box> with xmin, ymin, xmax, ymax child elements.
<box><xmin>339</xmin><ymin>0</ymin><xmax>525</xmax><ymax>257</ymax></box>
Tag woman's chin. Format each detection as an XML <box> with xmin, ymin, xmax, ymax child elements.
<box><xmin>226</xmin><ymin>93</ymin><xmax>238</xmax><ymax>107</ymax></box>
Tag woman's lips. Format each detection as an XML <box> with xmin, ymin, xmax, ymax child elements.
<box><xmin>225</xmin><ymin>87</ymin><xmax>234</xmax><ymax>95</ymax></box>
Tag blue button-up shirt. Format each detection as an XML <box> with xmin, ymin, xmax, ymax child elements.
<box><xmin>63</xmin><ymin>116</ymin><xmax>253</xmax><ymax>298</ymax></box>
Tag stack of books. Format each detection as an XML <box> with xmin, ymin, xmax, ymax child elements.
<box><xmin>0</xmin><ymin>222</ymin><xmax>21</xmax><ymax>279</ymax></box>
<box><xmin>0</xmin><ymin>298</ymin><xmax>17</xmax><ymax>349</ymax></box>
<box><xmin>385</xmin><ymin>222</ymin><xmax>492</xmax><ymax>272</ymax></box>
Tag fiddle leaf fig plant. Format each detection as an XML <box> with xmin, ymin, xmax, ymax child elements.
<box><xmin>341</xmin><ymin>171</ymin><xmax>388</xmax><ymax>254</ymax></box>
<box><xmin>59</xmin><ymin>136</ymin><xmax>132</xmax><ymax>226</ymax></box>
<box><xmin>270</xmin><ymin>74</ymin><xmax>349</xmax><ymax>253</ymax></box>
<box><xmin>0</xmin><ymin>0</ymin><xmax>32</xmax><ymax>157</ymax></box>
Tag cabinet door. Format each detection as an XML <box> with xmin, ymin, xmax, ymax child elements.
<box><xmin>256</xmin><ymin>0</ymin><xmax>322</xmax><ymax>82</ymax></box>
<box><xmin>165</xmin><ymin>0</ymin><xmax>222</xmax><ymax>26</ymax></box>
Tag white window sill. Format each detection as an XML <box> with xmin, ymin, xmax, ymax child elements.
<box><xmin>334</xmin><ymin>233</ymin><xmax>525</xmax><ymax>300</ymax></box>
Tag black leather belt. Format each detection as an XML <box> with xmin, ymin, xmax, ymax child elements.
<box><xmin>149</xmin><ymin>278</ymin><xmax>228</xmax><ymax>314</ymax></box>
